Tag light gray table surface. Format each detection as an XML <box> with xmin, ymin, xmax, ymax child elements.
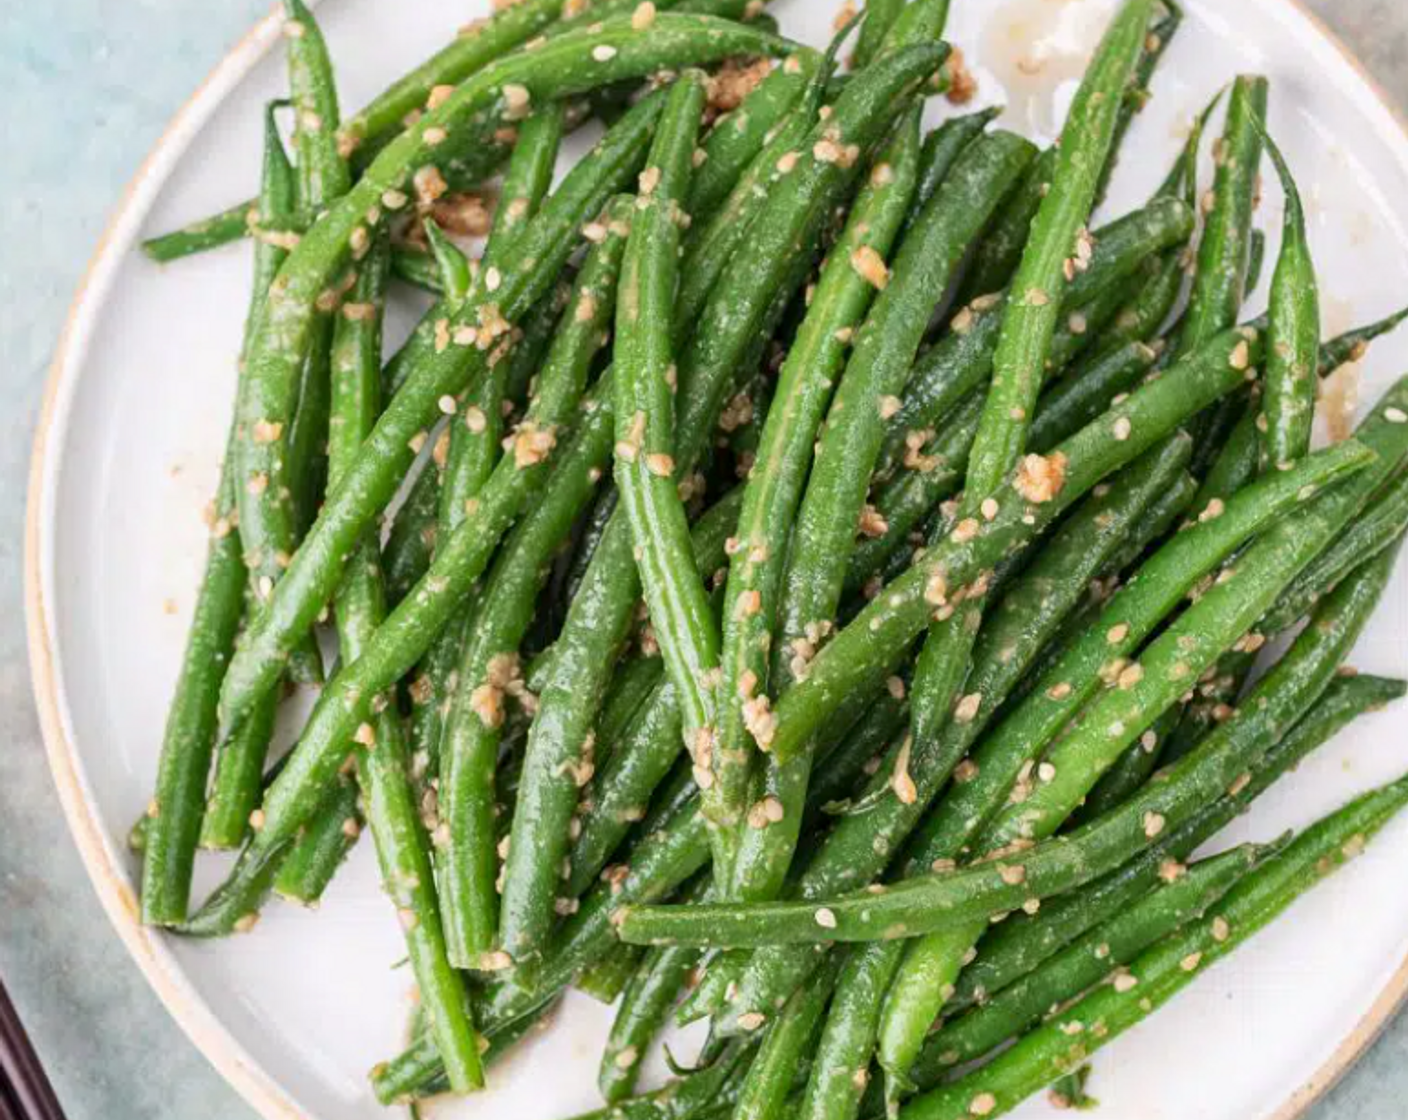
<box><xmin>4</xmin><ymin>1</ymin><xmax>1408</xmax><ymax>1117</ymax></box>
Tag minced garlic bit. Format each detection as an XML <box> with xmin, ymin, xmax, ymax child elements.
<box><xmin>851</xmin><ymin>245</ymin><xmax>890</xmax><ymax>289</ymax></box>
<box><xmin>857</xmin><ymin>504</ymin><xmax>889</xmax><ymax>539</ymax></box>
<box><xmin>742</xmin><ymin>694</ymin><xmax>777</xmax><ymax>750</ymax></box>
<box><xmin>1013</xmin><ymin>451</ymin><xmax>1068</xmax><ymax>504</ymax></box>
<box><xmin>891</xmin><ymin>736</ymin><xmax>917</xmax><ymax>805</ymax></box>
<box><xmin>953</xmin><ymin>693</ymin><xmax>982</xmax><ymax>723</ymax></box>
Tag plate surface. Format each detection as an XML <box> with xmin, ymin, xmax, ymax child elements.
<box><xmin>24</xmin><ymin>1</ymin><xmax>1408</xmax><ymax>1118</ymax></box>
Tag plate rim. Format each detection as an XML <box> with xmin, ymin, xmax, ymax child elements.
<box><xmin>21</xmin><ymin>2</ymin><xmax>1408</xmax><ymax>1118</ymax></box>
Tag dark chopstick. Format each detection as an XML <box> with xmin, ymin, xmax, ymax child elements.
<box><xmin>0</xmin><ymin>979</ymin><xmax>66</xmax><ymax>1120</ymax></box>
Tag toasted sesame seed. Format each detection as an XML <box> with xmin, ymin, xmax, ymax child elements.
<box><xmin>969</xmin><ymin>1093</ymin><xmax>998</xmax><ymax>1116</ymax></box>
<box><xmin>631</xmin><ymin>1</ymin><xmax>656</xmax><ymax>30</ymax></box>
<box><xmin>1143</xmin><ymin>811</ymin><xmax>1166</xmax><ymax>838</ymax></box>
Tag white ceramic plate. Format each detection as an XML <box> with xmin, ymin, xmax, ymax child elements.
<box><xmin>25</xmin><ymin>1</ymin><xmax>1408</xmax><ymax>1118</ymax></box>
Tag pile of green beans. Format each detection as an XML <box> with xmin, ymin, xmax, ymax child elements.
<box><xmin>134</xmin><ymin>1</ymin><xmax>1408</xmax><ymax>1115</ymax></box>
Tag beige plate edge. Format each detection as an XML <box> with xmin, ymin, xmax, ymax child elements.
<box><xmin>21</xmin><ymin>3</ymin><xmax>1408</xmax><ymax>1119</ymax></box>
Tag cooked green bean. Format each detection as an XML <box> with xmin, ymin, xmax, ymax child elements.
<box><xmin>964</xmin><ymin>0</ymin><xmax>1157</xmax><ymax>504</ymax></box>
<box><xmin>140</xmin><ymin>112</ymin><xmax>294</xmax><ymax>915</ymax></box>
<box><xmin>1176</xmin><ymin>74</ymin><xmax>1267</xmax><ymax>358</ymax></box>
<box><xmin>734</xmin><ymin>956</ymin><xmax>843</xmax><ymax>1120</ymax></box>
<box><xmin>898</xmin><ymin>772</ymin><xmax>1408</xmax><ymax>1120</ymax></box>
<box><xmin>915</xmin><ymin>844</ymin><xmax>1258</xmax><ymax>1076</ymax></box>
<box><xmin>1253</xmin><ymin>117</ymin><xmax>1319</xmax><ymax>472</ymax></box>
<box><xmin>720</xmin><ymin>107</ymin><xmax>923</xmax><ymax>899</ymax></box>
<box><xmin>216</xmin><ymin>15</ymin><xmax>794</xmax><ymax>739</ymax></box>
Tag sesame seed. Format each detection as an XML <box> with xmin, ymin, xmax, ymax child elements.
<box><xmin>1180</xmin><ymin>952</ymin><xmax>1203</xmax><ymax>972</ymax></box>
<box><xmin>1143</xmin><ymin>811</ymin><xmax>1166</xmax><ymax>838</ymax></box>
<box><xmin>1212</xmin><ymin>916</ymin><xmax>1231</xmax><ymax>942</ymax></box>
<box><xmin>1387</xmin><ymin>407</ymin><xmax>1408</xmax><ymax>424</ymax></box>
<box><xmin>593</xmin><ymin>44</ymin><xmax>619</xmax><ymax>62</ymax></box>
<box><xmin>969</xmin><ymin>1092</ymin><xmax>998</xmax><ymax>1116</ymax></box>
<box><xmin>631</xmin><ymin>1</ymin><xmax>656</xmax><ymax>30</ymax></box>
<box><xmin>1112</xmin><ymin>416</ymin><xmax>1133</xmax><ymax>441</ymax></box>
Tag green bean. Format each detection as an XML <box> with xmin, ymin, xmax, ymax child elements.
<box><xmin>579</xmin><ymin>942</ymin><xmax>648</xmax><ymax>1004</ymax></box>
<box><xmin>269</xmin><ymin>772</ymin><xmax>361</xmax><ymax>903</ymax></box>
<box><xmin>1318</xmin><ymin>304</ymin><xmax>1408</xmax><ymax>375</ymax></box>
<box><xmin>371</xmin><ymin>995</ymin><xmax>561</xmax><ymax>1105</ymax></box>
<box><xmin>720</xmin><ymin>107</ymin><xmax>923</xmax><ymax>899</ymax></box>
<box><xmin>521</xmin><ymin>44</ymin><xmax>951</xmax><ymax>917</ymax></box>
<box><xmin>437</xmin><ymin>214</ymin><xmax>634</xmax><ymax>970</ymax></box>
<box><xmin>766</xmin><ymin>325</ymin><xmax>1270</xmax><ymax>772</ymax></box>
<box><xmin>230</xmin><ymin>0</ymin><xmax>348</xmax><ymax>695</ymax></box>
<box><xmin>917</xmin><ymin>843</ymin><xmax>1258</xmax><ymax>1077</ymax></box>
<box><xmin>615</xmin><ymin>428</ymin><xmax>1383</xmax><ymax>948</ymax></box>
<box><xmin>1093</xmin><ymin>0</ymin><xmax>1184</xmax><ymax>205</ymax></box>
<box><xmin>1246</xmin><ymin>227</ymin><xmax>1268</xmax><ymax>293</ymax></box>
<box><xmin>1069</xmin><ymin>705</ymin><xmax>1181</xmax><ymax>827</ymax></box>
<box><xmin>674</xmin><ymin>33</ymin><xmax>839</xmax><ymax>340</ymax></box>
<box><xmin>600</xmin><ymin>656</ymin><xmax>669</xmax><ymax>758</ymax></box>
<box><xmin>1176</xmin><ymin>75</ymin><xmax>1267</xmax><ymax>358</ymax></box>
<box><xmin>853</xmin><ymin>0</ymin><xmax>908</xmax><ymax>70</ymax></box>
<box><xmin>1264</xmin><ymin>469</ymin><xmax>1408</xmax><ymax>635</ymax></box>
<box><xmin>410</xmin><ymin>105</ymin><xmax>569</xmax><ymax>846</ymax></box>
<box><xmin>382</xmin><ymin>462</ymin><xmax>440</xmax><ymax>608</ymax></box>
<box><xmin>956</xmin><ymin>149</ymin><xmax>1055</xmax><ymax>308</ymax></box>
<box><xmin>796</xmin><ymin>945</ymin><xmax>903</xmax><ymax>1120</ymax></box>
<box><xmin>343</xmin><ymin>0</ymin><xmax>639</xmax><ymax>157</ymax></box>
<box><xmin>853</xmin><ymin>495</ymin><xmax>1408</xmax><ymax>1111</ymax></box>
<box><xmin>806</xmin><ymin>688</ymin><xmax>912</xmax><ymax>829</ymax></box>
<box><xmin>284</xmin><ymin>0</ymin><xmax>351</xmax><ymax>211</ymax></box>
<box><xmin>1253</xmin><ymin>117</ymin><xmax>1319</xmax><ymax>472</ymax></box>
<box><xmin>1195</xmin><ymin>301</ymin><xmax>1408</xmax><ymax>508</ymax></box>
<box><xmin>992</xmin><ymin>435</ymin><xmax>1408</xmax><ymax>847</ymax></box>
<box><xmin>899</xmin><ymin>772</ymin><xmax>1408</xmax><ymax>1120</ymax></box>
<box><xmin>964</xmin><ymin>0</ymin><xmax>1157</xmax><ymax>504</ymax></box>
<box><xmin>602</xmin><ymin>934</ymin><xmax>705</xmax><ymax>1100</ymax></box>
<box><xmin>876</xmin><ymin>196</ymin><xmax>1195</xmax><ymax>486</ymax></box>
<box><xmin>899</xmin><ymin>436</ymin><xmax>1366</xmax><ymax>881</ymax></box>
<box><xmin>139</xmin><ymin>104</ymin><xmax>293</xmax><ymax>917</ymax></box>
<box><xmin>688</xmin><ymin>54</ymin><xmax>818</xmax><ymax>224</ymax></box>
<box><xmin>735</xmin><ymin>956</ymin><xmax>843</xmax><ymax>1120</ymax></box>
<box><xmin>158</xmin><ymin>106</ymin><xmax>298</xmax><ymax>870</ymax></box>
<box><xmin>611</xmin><ymin>75</ymin><xmax>723</xmax><ymax>880</ymax></box>
<box><xmin>189</xmin><ymin>104</ymin><xmax>669</xmax><ymax>921</ymax></box>
<box><xmin>903</xmin><ymin>109</ymin><xmax>1004</xmax><ymax>241</ymax></box>
<box><xmin>773</xmin><ymin>126</ymin><xmax>1037</xmax><ymax>678</ymax></box>
<box><xmin>664</xmin><ymin>329</ymin><xmax>1275</xmax><ymax>1035</ymax></box>
<box><xmin>853</xmin><ymin>333</ymin><xmax>1165</xmax><ymax>598</ymax></box>
<box><xmin>389</xmin><ymin>244</ymin><xmax>448</xmax><ymax>296</ymax></box>
<box><xmin>855</xmin><ymin>439</ymin><xmax>1191</xmax><ymax>1104</ymax></box>
<box><xmin>618</xmin><ymin>497</ymin><xmax>1397</xmax><ymax>953</ymax></box>
<box><xmin>942</xmin><ymin>670</ymin><xmax>1406</xmax><ymax>1023</ymax></box>
<box><xmin>216</xmin><ymin>15</ymin><xmax>794</xmax><ymax>738</ymax></box>
<box><xmin>213</xmin><ymin>53</ymin><xmax>933</xmax><ymax>923</ymax></box>
<box><xmin>142</xmin><ymin>199</ymin><xmax>263</xmax><ymax>264</ymax></box>
<box><xmin>188</xmin><ymin>142</ymin><xmax>649</xmax><ymax>935</ymax></box>
<box><xmin>660</xmin><ymin>438</ymin><xmax>1195</xmax><ymax>1035</ymax></box>
<box><xmin>763</xmin><ymin>133</ymin><xmax>1035</xmax><ymax>859</ymax></box>
<box><xmin>575</xmin><ymin>1040</ymin><xmax>756</xmax><ymax>1120</ymax></box>
<box><xmin>143</xmin><ymin>0</ymin><xmax>665</xmax><ymax>267</ymax></box>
